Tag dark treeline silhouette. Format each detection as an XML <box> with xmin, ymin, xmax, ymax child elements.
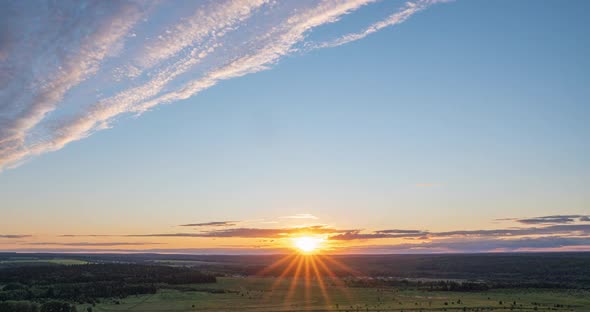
<box><xmin>344</xmin><ymin>276</ymin><xmax>589</xmax><ymax>291</ymax></box>
<box><xmin>0</xmin><ymin>282</ymin><xmax>158</xmax><ymax>302</ymax></box>
<box><xmin>1</xmin><ymin>252</ymin><xmax>589</xmax><ymax>290</ymax></box>
<box><xmin>0</xmin><ymin>264</ymin><xmax>216</xmax><ymax>303</ymax></box>
<box><xmin>250</xmin><ymin>253</ymin><xmax>590</xmax><ymax>289</ymax></box>
<box><xmin>345</xmin><ymin>278</ymin><xmax>491</xmax><ymax>291</ymax></box>
<box><xmin>0</xmin><ymin>263</ymin><xmax>215</xmax><ymax>284</ymax></box>
<box><xmin>0</xmin><ymin>300</ymin><xmax>76</xmax><ymax>312</ymax></box>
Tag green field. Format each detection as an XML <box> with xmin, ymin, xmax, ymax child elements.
<box><xmin>81</xmin><ymin>277</ymin><xmax>590</xmax><ymax>312</ymax></box>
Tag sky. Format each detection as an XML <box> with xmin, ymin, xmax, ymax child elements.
<box><xmin>0</xmin><ymin>0</ymin><xmax>589</xmax><ymax>254</ymax></box>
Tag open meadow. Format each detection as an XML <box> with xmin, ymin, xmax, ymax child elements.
<box><xmin>82</xmin><ymin>277</ymin><xmax>590</xmax><ymax>312</ymax></box>
<box><xmin>1</xmin><ymin>253</ymin><xmax>590</xmax><ymax>311</ymax></box>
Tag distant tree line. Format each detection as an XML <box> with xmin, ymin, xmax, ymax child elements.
<box><xmin>0</xmin><ymin>300</ymin><xmax>76</xmax><ymax>312</ymax></box>
<box><xmin>0</xmin><ymin>282</ymin><xmax>158</xmax><ymax>302</ymax></box>
<box><xmin>0</xmin><ymin>264</ymin><xmax>216</xmax><ymax>304</ymax></box>
<box><xmin>389</xmin><ymin>280</ymin><xmax>491</xmax><ymax>292</ymax></box>
<box><xmin>337</xmin><ymin>253</ymin><xmax>590</xmax><ymax>289</ymax></box>
<box><xmin>0</xmin><ymin>263</ymin><xmax>216</xmax><ymax>285</ymax></box>
<box><xmin>344</xmin><ymin>278</ymin><xmax>491</xmax><ymax>291</ymax></box>
<box><xmin>253</xmin><ymin>253</ymin><xmax>590</xmax><ymax>289</ymax></box>
<box><xmin>343</xmin><ymin>276</ymin><xmax>589</xmax><ymax>292</ymax></box>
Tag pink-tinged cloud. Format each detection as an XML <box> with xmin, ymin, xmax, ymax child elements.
<box><xmin>0</xmin><ymin>0</ymin><xmax>445</xmax><ymax>170</ymax></box>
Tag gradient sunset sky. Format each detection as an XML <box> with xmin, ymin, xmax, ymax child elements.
<box><xmin>0</xmin><ymin>0</ymin><xmax>589</xmax><ymax>254</ymax></box>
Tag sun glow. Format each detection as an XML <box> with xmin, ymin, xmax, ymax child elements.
<box><xmin>293</xmin><ymin>236</ymin><xmax>324</xmax><ymax>253</ymax></box>
<box><xmin>257</xmin><ymin>244</ymin><xmax>361</xmax><ymax>309</ymax></box>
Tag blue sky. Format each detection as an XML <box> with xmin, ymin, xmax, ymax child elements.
<box><xmin>0</xmin><ymin>0</ymin><xmax>588</xmax><ymax>253</ymax></box>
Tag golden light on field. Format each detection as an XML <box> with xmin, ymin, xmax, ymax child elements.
<box><xmin>292</xmin><ymin>236</ymin><xmax>324</xmax><ymax>254</ymax></box>
<box><xmin>254</xmin><ymin>235</ymin><xmax>363</xmax><ymax>308</ymax></box>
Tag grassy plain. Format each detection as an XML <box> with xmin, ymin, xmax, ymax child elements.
<box><xmin>82</xmin><ymin>277</ymin><xmax>590</xmax><ymax>312</ymax></box>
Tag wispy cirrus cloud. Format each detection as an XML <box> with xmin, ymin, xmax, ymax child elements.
<box><xmin>435</xmin><ymin>224</ymin><xmax>590</xmax><ymax>237</ymax></box>
<box><xmin>511</xmin><ymin>215</ymin><xmax>590</xmax><ymax>225</ymax></box>
<box><xmin>136</xmin><ymin>0</ymin><xmax>270</xmax><ymax>69</ymax></box>
<box><xmin>343</xmin><ymin>236</ymin><xmax>590</xmax><ymax>254</ymax></box>
<box><xmin>375</xmin><ymin>229</ymin><xmax>427</xmax><ymax>234</ymax></box>
<box><xmin>58</xmin><ymin>214</ymin><xmax>590</xmax><ymax>241</ymax></box>
<box><xmin>329</xmin><ymin>230</ymin><xmax>428</xmax><ymax>240</ymax></box>
<box><xmin>59</xmin><ymin>234</ymin><xmax>115</xmax><ymax>238</ymax></box>
<box><xmin>279</xmin><ymin>213</ymin><xmax>319</xmax><ymax>220</ymax></box>
<box><xmin>22</xmin><ymin>241</ymin><xmax>164</xmax><ymax>247</ymax></box>
<box><xmin>307</xmin><ymin>0</ymin><xmax>444</xmax><ymax>50</ymax></box>
<box><xmin>0</xmin><ymin>1</ymin><xmax>146</xmax><ymax>168</ymax></box>
<box><xmin>34</xmin><ymin>214</ymin><xmax>590</xmax><ymax>253</ymax></box>
<box><xmin>60</xmin><ymin>225</ymin><xmax>350</xmax><ymax>239</ymax></box>
<box><xmin>59</xmin><ymin>223</ymin><xmax>590</xmax><ymax>245</ymax></box>
<box><xmin>128</xmin><ymin>225</ymin><xmax>351</xmax><ymax>238</ymax></box>
<box><xmin>330</xmin><ymin>224</ymin><xmax>590</xmax><ymax>241</ymax></box>
<box><xmin>179</xmin><ymin>221</ymin><xmax>239</xmax><ymax>227</ymax></box>
<box><xmin>0</xmin><ymin>0</ymin><xmax>446</xmax><ymax>170</ymax></box>
<box><xmin>330</xmin><ymin>218</ymin><xmax>590</xmax><ymax>253</ymax></box>
<box><xmin>0</xmin><ymin>234</ymin><xmax>31</xmax><ymax>239</ymax></box>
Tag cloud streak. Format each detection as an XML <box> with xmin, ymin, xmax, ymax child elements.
<box><xmin>512</xmin><ymin>215</ymin><xmax>590</xmax><ymax>225</ymax></box>
<box><xmin>10</xmin><ymin>214</ymin><xmax>590</xmax><ymax>253</ymax></box>
<box><xmin>128</xmin><ymin>225</ymin><xmax>351</xmax><ymax>238</ymax></box>
<box><xmin>0</xmin><ymin>234</ymin><xmax>31</xmax><ymax>239</ymax></box>
<box><xmin>0</xmin><ymin>0</ymin><xmax>443</xmax><ymax>170</ymax></box>
<box><xmin>343</xmin><ymin>236</ymin><xmax>590</xmax><ymax>254</ymax></box>
<box><xmin>22</xmin><ymin>241</ymin><xmax>164</xmax><ymax>246</ymax></box>
<box><xmin>180</xmin><ymin>221</ymin><xmax>239</xmax><ymax>227</ymax></box>
<box><xmin>308</xmin><ymin>0</ymin><xmax>445</xmax><ymax>50</ymax></box>
<box><xmin>279</xmin><ymin>214</ymin><xmax>319</xmax><ymax>220</ymax></box>
<box><xmin>330</xmin><ymin>224</ymin><xmax>590</xmax><ymax>240</ymax></box>
<box><xmin>137</xmin><ymin>0</ymin><xmax>270</xmax><ymax>69</ymax></box>
<box><xmin>0</xmin><ymin>1</ymin><xmax>145</xmax><ymax>168</ymax></box>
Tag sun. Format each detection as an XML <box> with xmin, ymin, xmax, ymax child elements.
<box><xmin>293</xmin><ymin>236</ymin><xmax>324</xmax><ymax>254</ymax></box>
